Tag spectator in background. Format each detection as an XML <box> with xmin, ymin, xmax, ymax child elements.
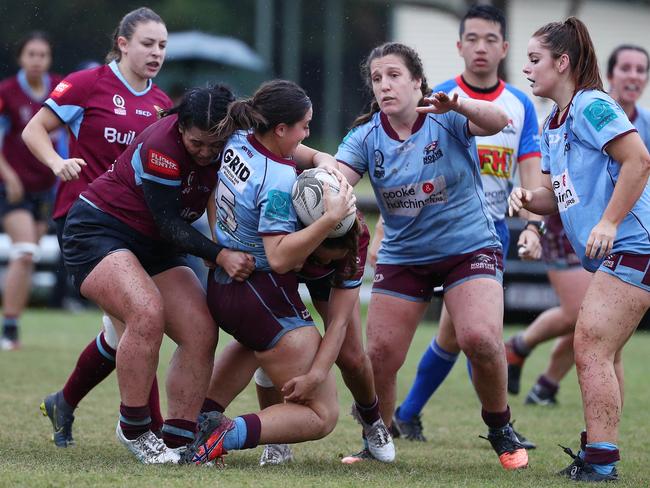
<box><xmin>0</xmin><ymin>31</ymin><xmax>64</xmax><ymax>350</ymax></box>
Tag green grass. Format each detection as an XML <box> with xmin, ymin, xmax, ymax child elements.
<box><xmin>1</xmin><ymin>309</ymin><xmax>648</xmax><ymax>487</ymax></box>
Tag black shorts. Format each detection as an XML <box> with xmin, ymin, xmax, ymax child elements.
<box><xmin>0</xmin><ymin>184</ymin><xmax>54</xmax><ymax>222</ymax></box>
<box><xmin>62</xmin><ymin>198</ymin><xmax>190</xmax><ymax>294</ymax></box>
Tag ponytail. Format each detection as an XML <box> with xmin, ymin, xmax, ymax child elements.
<box><xmin>533</xmin><ymin>17</ymin><xmax>603</xmax><ymax>92</ymax></box>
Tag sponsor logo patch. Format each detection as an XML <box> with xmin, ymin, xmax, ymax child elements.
<box><xmin>478</xmin><ymin>145</ymin><xmax>514</xmax><ymax>179</ymax></box>
<box><xmin>379</xmin><ymin>176</ymin><xmax>448</xmax><ymax>217</ymax></box>
<box><xmin>146</xmin><ymin>149</ymin><xmax>180</xmax><ymax>178</ymax></box>
<box><xmin>584</xmin><ymin>100</ymin><xmax>618</xmax><ymax>132</ymax></box>
<box><xmin>51</xmin><ymin>81</ymin><xmax>72</xmax><ymax>98</ymax></box>
<box><xmin>470</xmin><ymin>253</ymin><xmax>496</xmax><ymax>271</ymax></box>
<box><xmin>552</xmin><ymin>169</ymin><xmax>580</xmax><ymax>211</ymax></box>
<box><xmin>222</xmin><ymin>147</ymin><xmax>253</xmax><ymax>192</ymax></box>
<box><xmin>264</xmin><ymin>190</ymin><xmax>292</xmax><ymax>221</ymax></box>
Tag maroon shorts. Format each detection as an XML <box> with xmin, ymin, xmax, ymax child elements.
<box><xmin>206</xmin><ymin>269</ymin><xmax>314</xmax><ymax>351</ymax></box>
<box><xmin>372</xmin><ymin>247</ymin><xmax>503</xmax><ymax>302</ymax></box>
<box><xmin>542</xmin><ymin>214</ymin><xmax>581</xmax><ymax>269</ymax></box>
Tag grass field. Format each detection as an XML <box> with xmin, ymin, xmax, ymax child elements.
<box><xmin>0</xmin><ymin>309</ymin><xmax>648</xmax><ymax>487</ymax></box>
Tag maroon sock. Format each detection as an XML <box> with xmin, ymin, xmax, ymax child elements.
<box><xmin>120</xmin><ymin>403</ymin><xmax>151</xmax><ymax>440</ymax></box>
<box><xmin>481</xmin><ymin>405</ymin><xmax>511</xmax><ymax>429</ymax></box>
<box><xmin>240</xmin><ymin>413</ymin><xmax>262</xmax><ymax>449</ymax></box>
<box><xmin>581</xmin><ymin>430</ymin><xmax>588</xmax><ymax>451</ymax></box>
<box><xmin>201</xmin><ymin>397</ymin><xmax>225</xmax><ymax>413</ymax></box>
<box><xmin>584</xmin><ymin>446</ymin><xmax>620</xmax><ymax>464</ymax></box>
<box><xmin>162</xmin><ymin>418</ymin><xmax>197</xmax><ymax>448</ymax></box>
<box><xmin>537</xmin><ymin>375</ymin><xmax>559</xmax><ymax>395</ymax></box>
<box><xmin>62</xmin><ymin>333</ymin><xmax>116</xmax><ymax>408</ymax></box>
<box><xmin>356</xmin><ymin>397</ymin><xmax>381</xmax><ymax>425</ymax></box>
<box><xmin>148</xmin><ymin>376</ymin><xmax>164</xmax><ymax>433</ymax></box>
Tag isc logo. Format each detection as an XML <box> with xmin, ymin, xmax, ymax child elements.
<box><xmin>104</xmin><ymin>127</ymin><xmax>136</xmax><ymax>145</ymax></box>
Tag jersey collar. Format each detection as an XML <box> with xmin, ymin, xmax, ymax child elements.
<box><xmin>108</xmin><ymin>60</ymin><xmax>153</xmax><ymax>97</ymax></box>
<box><xmin>455</xmin><ymin>75</ymin><xmax>505</xmax><ymax>101</ymax></box>
<box><xmin>17</xmin><ymin>69</ymin><xmax>51</xmax><ymax>102</ymax></box>
<box><xmin>246</xmin><ymin>133</ymin><xmax>296</xmax><ymax>167</ymax></box>
<box><xmin>380</xmin><ymin>111</ymin><xmax>426</xmax><ymax>142</ymax></box>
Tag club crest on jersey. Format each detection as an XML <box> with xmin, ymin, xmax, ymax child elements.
<box><xmin>423</xmin><ymin>140</ymin><xmax>443</xmax><ymax>164</ymax></box>
<box><xmin>552</xmin><ymin>169</ymin><xmax>580</xmax><ymax>212</ymax></box>
<box><xmin>584</xmin><ymin>100</ymin><xmax>618</xmax><ymax>132</ymax></box>
<box><xmin>113</xmin><ymin>94</ymin><xmax>126</xmax><ymax>116</ymax></box>
<box><xmin>146</xmin><ymin>149</ymin><xmax>180</xmax><ymax>178</ymax></box>
<box><xmin>502</xmin><ymin>119</ymin><xmax>516</xmax><ymax>134</ymax></box>
<box><xmin>373</xmin><ymin>150</ymin><xmax>385</xmax><ymax>178</ymax></box>
<box><xmin>51</xmin><ymin>81</ymin><xmax>72</xmax><ymax>98</ymax></box>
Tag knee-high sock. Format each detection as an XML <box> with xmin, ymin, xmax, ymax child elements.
<box><xmin>397</xmin><ymin>338</ymin><xmax>459</xmax><ymax>421</ymax></box>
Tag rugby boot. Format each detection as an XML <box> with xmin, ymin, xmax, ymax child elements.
<box><xmin>558</xmin><ymin>445</ymin><xmax>618</xmax><ymax>482</ymax></box>
<box><xmin>525</xmin><ymin>383</ymin><xmax>558</xmax><ymax>406</ymax></box>
<box><xmin>480</xmin><ymin>424</ymin><xmax>529</xmax><ymax>470</ymax></box>
<box><xmin>259</xmin><ymin>444</ymin><xmax>294</xmax><ymax>466</ymax></box>
<box><xmin>341</xmin><ymin>447</ymin><xmax>374</xmax><ymax>464</ymax></box>
<box><xmin>510</xmin><ymin>421</ymin><xmax>536</xmax><ymax>450</ymax></box>
<box><xmin>116</xmin><ymin>423</ymin><xmax>180</xmax><ymax>464</ymax></box>
<box><xmin>391</xmin><ymin>407</ymin><xmax>426</xmax><ymax>442</ymax></box>
<box><xmin>183</xmin><ymin>411</ymin><xmax>232</xmax><ymax>465</ymax></box>
<box><xmin>40</xmin><ymin>391</ymin><xmax>75</xmax><ymax>447</ymax></box>
<box><xmin>351</xmin><ymin>404</ymin><xmax>395</xmax><ymax>462</ymax></box>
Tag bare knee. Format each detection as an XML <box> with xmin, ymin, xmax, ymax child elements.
<box><xmin>127</xmin><ymin>299</ymin><xmax>165</xmax><ymax>344</ymax></box>
<box><xmin>459</xmin><ymin>329</ymin><xmax>501</xmax><ymax>364</ymax></box>
<box><xmin>312</xmin><ymin>401</ymin><xmax>339</xmax><ymax>439</ymax></box>
<box><xmin>368</xmin><ymin>340</ymin><xmax>402</xmax><ymax>377</ymax></box>
<box><xmin>336</xmin><ymin>346</ymin><xmax>369</xmax><ymax>375</ymax></box>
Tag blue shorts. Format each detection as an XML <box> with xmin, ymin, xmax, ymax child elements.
<box><xmin>0</xmin><ymin>185</ymin><xmax>54</xmax><ymax>222</ymax></box>
<box><xmin>207</xmin><ymin>269</ymin><xmax>315</xmax><ymax>351</ymax></box>
<box><xmin>600</xmin><ymin>253</ymin><xmax>650</xmax><ymax>292</ymax></box>
<box><xmin>62</xmin><ymin>199</ymin><xmax>190</xmax><ymax>294</ymax></box>
<box><xmin>372</xmin><ymin>247</ymin><xmax>504</xmax><ymax>302</ymax></box>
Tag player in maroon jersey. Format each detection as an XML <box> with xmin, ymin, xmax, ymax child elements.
<box><xmin>22</xmin><ymin>8</ymin><xmax>171</xmax><ymax>449</ymax></box>
<box><xmin>0</xmin><ymin>32</ymin><xmax>63</xmax><ymax>351</ymax></box>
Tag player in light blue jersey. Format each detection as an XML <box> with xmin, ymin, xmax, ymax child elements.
<box><xmin>390</xmin><ymin>5</ymin><xmax>542</xmax><ymax>445</ymax></box>
<box><xmin>510</xmin><ymin>18</ymin><xmax>650</xmax><ymax>482</ymax></box>
<box><xmin>511</xmin><ymin>43</ymin><xmax>650</xmax><ymax>407</ymax></box>
<box><xmin>336</xmin><ymin>42</ymin><xmax>530</xmax><ymax>470</ymax></box>
<box><xmin>188</xmin><ymin>80</ymin><xmax>359</xmax><ymax>466</ymax></box>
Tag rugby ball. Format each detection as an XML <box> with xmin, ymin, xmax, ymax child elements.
<box><xmin>292</xmin><ymin>168</ymin><xmax>356</xmax><ymax>238</ymax></box>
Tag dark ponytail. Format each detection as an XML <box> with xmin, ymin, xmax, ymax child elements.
<box><xmin>161</xmin><ymin>84</ymin><xmax>235</xmax><ymax>133</ymax></box>
<box><xmin>533</xmin><ymin>17</ymin><xmax>603</xmax><ymax>92</ymax></box>
<box><xmin>106</xmin><ymin>7</ymin><xmax>165</xmax><ymax>63</ymax></box>
<box><xmin>352</xmin><ymin>42</ymin><xmax>431</xmax><ymax>129</ymax></box>
<box><xmin>213</xmin><ymin>79</ymin><xmax>311</xmax><ymax>150</ymax></box>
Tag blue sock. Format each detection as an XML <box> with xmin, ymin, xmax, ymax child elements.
<box><xmin>586</xmin><ymin>442</ymin><xmax>618</xmax><ymax>475</ymax></box>
<box><xmin>223</xmin><ymin>417</ymin><xmax>247</xmax><ymax>451</ymax></box>
<box><xmin>397</xmin><ymin>338</ymin><xmax>458</xmax><ymax>421</ymax></box>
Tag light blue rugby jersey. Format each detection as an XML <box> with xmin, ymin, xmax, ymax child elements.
<box><xmin>214</xmin><ymin>130</ymin><xmax>298</xmax><ymax>274</ymax></box>
<box><xmin>336</xmin><ymin>110</ymin><xmax>499</xmax><ymax>265</ymax></box>
<box><xmin>541</xmin><ymin>90</ymin><xmax>650</xmax><ymax>272</ymax></box>
<box><xmin>633</xmin><ymin>105</ymin><xmax>650</xmax><ymax>150</ymax></box>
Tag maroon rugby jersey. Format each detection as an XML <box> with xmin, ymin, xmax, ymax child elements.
<box><xmin>82</xmin><ymin>114</ymin><xmax>217</xmax><ymax>240</ymax></box>
<box><xmin>299</xmin><ymin>211</ymin><xmax>370</xmax><ymax>288</ymax></box>
<box><xmin>0</xmin><ymin>71</ymin><xmax>63</xmax><ymax>192</ymax></box>
<box><xmin>44</xmin><ymin>61</ymin><xmax>171</xmax><ymax>218</ymax></box>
